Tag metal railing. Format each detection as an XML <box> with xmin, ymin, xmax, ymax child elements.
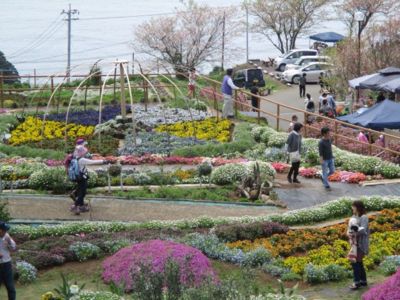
<box><xmin>196</xmin><ymin>74</ymin><xmax>400</xmax><ymax>161</ymax></box>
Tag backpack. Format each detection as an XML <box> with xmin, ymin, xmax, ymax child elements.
<box><xmin>68</xmin><ymin>157</ymin><xmax>82</xmax><ymax>182</ymax></box>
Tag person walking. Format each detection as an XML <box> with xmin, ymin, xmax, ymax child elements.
<box><xmin>305</xmin><ymin>94</ymin><xmax>316</xmax><ymax>124</ymax></box>
<box><xmin>221</xmin><ymin>68</ymin><xmax>240</xmax><ymax>118</ymax></box>
<box><xmin>299</xmin><ymin>73</ymin><xmax>306</xmax><ymax>98</ymax></box>
<box><xmin>0</xmin><ymin>222</ymin><xmax>16</xmax><ymax>300</ymax></box>
<box><xmin>286</xmin><ymin>123</ymin><xmax>303</xmax><ymax>184</ymax></box>
<box><xmin>319</xmin><ymin>127</ymin><xmax>335</xmax><ymax>190</ymax></box>
<box><xmin>348</xmin><ymin>200</ymin><xmax>369</xmax><ymax>290</ymax></box>
<box><xmin>70</xmin><ymin>145</ymin><xmax>107</xmax><ymax>215</ymax></box>
<box><xmin>250</xmin><ymin>80</ymin><xmax>260</xmax><ymax>111</ymax></box>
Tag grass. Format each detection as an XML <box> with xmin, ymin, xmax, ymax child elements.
<box><xmin>0</xmin><ymin>144</ymin><xmax>65</xmax><ymax>160</ymax></box>
<box><xmin>111</xmin><ymin>186</ymin><xmax>249</xmax><ymax>203</ymax></box>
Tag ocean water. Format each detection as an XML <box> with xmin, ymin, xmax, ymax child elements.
<box><xmin>0</xmin><ymin>0</ymin><xmax>346</xmax><ymax>78</ymax></box>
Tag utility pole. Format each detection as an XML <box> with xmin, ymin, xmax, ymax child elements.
<box><xmin>246</xmin><ymin>6</ymin><xmax>249</xmax><ymax>63</ymax></box>
<box><xmin>132</xmin><ymin>52</ymin><xmax>135</xmax><ymax>75</ymax></box>
<box><xmin>221</xmin><ymin>11</ymin><xmax>226</xmax><ymax>71</ymax></box>
<box><xmin>62</xmin><ymin>4</ymin><xmax>79</xmax><ymax>83</ymax></box>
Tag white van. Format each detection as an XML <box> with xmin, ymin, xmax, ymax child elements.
<box><xmin>274</xmin><ymin>49</ymin><xmax>318</xmax><ymax>72</ymax></box>
<box><xmin>284</xmin><ymin>56</ymin><xmax>330</xmax><ymax>71</ymax></box>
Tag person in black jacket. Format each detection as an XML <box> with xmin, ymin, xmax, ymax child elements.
<box><xmin>286</xmin><ymin>123</ymin><xmax>303</xmax><ymax>184</ymax></box>
<box><xmin>319</xmin><ymin>127</ymin><xmax>335</xmax><ymax>190</ymax></box>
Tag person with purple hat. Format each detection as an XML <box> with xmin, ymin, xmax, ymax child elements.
<box><xmin>70</xmin><ymin>145</ymin><xmax>107</xmax><ymax>215</ymax></box>
<box><xmin>0</xmin><ymin>222</ymin><xmax>16</xmax><ymax>300</ymax></box>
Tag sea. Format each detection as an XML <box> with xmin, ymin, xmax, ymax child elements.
<box><xmin>0</xmin><ymin>0</ymin><xmax>347</xmax><ymax>81</ymax></box>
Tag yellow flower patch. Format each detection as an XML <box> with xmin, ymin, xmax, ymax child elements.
<box><xmin>10</xmin><ymin>116</ymin><xmax>94</xmax><ymax>145</ymax></box>
<box><xmin>155</xmin><ymin>118</ymin><xmax>232</xmax><ymax>143</ymax></box>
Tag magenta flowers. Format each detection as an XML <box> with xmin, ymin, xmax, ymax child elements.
<box><xmin>102</xmin><ymin>240</ymin><xmax>218</xmax><ymax>291</ymax></box>
<box><xmin>362</xmin><ymin>268</ymin><xmax>400</xmax><ymax>300</ymax></box>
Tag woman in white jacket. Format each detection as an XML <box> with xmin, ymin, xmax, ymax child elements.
<box><xmin>71</xmin><ymin>145</ymin><xmax>106</xmax><ymax>215</ymax></box>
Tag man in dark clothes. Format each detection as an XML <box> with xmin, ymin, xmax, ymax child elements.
<box><xmin>299</xmin><ymin>73</ymin><xmax>306</xmax><ymax>98</ymax></box>
<box><xmin>250</xmin><ymin>80</ymin><xmax>259</xmax><ymax>111</ymax></box>
<box><xmin>376</xmin><ymin>92</ymin><xmax>385</xmax><ymax>103</ymax></box>
<box><xmin>319</xmin><ymin>127</ymin><xmax>335</xmax><ymax>190</ymax></box>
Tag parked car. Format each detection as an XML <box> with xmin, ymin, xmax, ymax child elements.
<box><xmin>233</xmin><ymin>68</ymin><xmax>265</xmax><ymax>89</ymax></box>
<box><xmin>281</xmin><ymin>62</ymin><xmax>333</xmax><ymax>84</ymax></box>
<box><xmin>274</xmin><ymin>49</ymin><xmax>318</xmax><ymax>72</ymax></box>
<box><xmin>284</xmin><ymin>56</ymin><xmax>330</xmax><ymax>71</ymax></box>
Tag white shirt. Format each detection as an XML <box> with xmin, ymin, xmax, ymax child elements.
<box><xmin>227</xmin><ymin>77</ymin><xmax>239</xmax><ymax>90</ymax></box>
<box><xmin>0</xmin><ymin>233</ymin><xmax>16</xmax><ymax>263</ymax></box>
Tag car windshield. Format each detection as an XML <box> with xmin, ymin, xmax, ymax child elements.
<box><xmin>293</xmin><ymin>58</ymin><xmax>303</xmax><ymax>65</ymax></box>
<box><xmin>280</xmin><ymin>50</ymin><xmax>293</xmax><ymax>58</ymax></box>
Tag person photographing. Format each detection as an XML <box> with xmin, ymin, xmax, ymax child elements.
<box><xmin>0</xmin><ymin>222</ymin><xmax>16</xmax><ymax>300</ymax></box>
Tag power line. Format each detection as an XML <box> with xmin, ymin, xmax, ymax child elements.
<box><xmin>8</xmin><ymin>15</ymin><xmax>64</xmax><ymax>58</ymax></box>
<box><xmin>78</xmin><ymin>12</ymin><xmax>176</xmax><ymax>21</ymax></box>
<box><xmin>12</xmin><ymin>41</ymin><xmax>131</xmax><ymax>64</ymax></box>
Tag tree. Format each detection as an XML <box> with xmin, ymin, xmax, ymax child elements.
<box><xmin>0</xmin><ymin>51</ymin><xmax>19</xmax><ymax>84</ymax></box>
<box><xmin>134</xmin><ymin>1</ymin><xmax>236</xmax><ymax>75</ymax></box>
<box><xmin>335</xmin><ymin>0</ymin><xmax>399</xmax><ymax>37</ymax></box>
<box><xmin>246</xmin><ymin>0</ymin><xmax>330</xmax><ymax>54</ymax></box>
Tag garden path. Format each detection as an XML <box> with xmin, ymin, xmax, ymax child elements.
<box><xmin>4</xmin><ymin>194</ymin><xmax>281</xmax><ymax>222</ymax></box>
<box><xmin>274</xmin><ymin>174</ymin><xmax>400</xmax><ymax>210</ymax></box>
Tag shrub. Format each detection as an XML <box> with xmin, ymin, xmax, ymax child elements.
<box><xmin>0</xmin><ymin>201</ymin><xmax>11</xmax><ymax>222</ymax></box>
<box><xmin>362</xmin><ymin>268</ymin><xmax>400</xmax><ymax>300</ymax></box>
<box><xmin>214</xmin><ymin>221</ymin><xmax>289</xmax><ymax>242</ymax></box>
<box><xmin>102</xmin><ymin>240</ymin><xmax>217</xmax><ymax>292</ymax></box>
<box><xmin>264</xmin><ymin>147</ymin><xmax>287</xmax><ymax>162</ymax></box>
<box><xmin>377</xmin><ymin>162</ymin><xmax>400</xmax><ymax>179</ymax></box>
<box><xmin>102</xmin><ymin>239</ymin><xmax>133</xmax><ymax>254</ymax></box>
<box><xmin>73</xmin><ymin>290</ymin><xmax>123</xmax><ymax>300</ymax></box>
<box><xmin>241</xmin><ymin>247</ymin><xmax>272</xmax><ymax>267</ymax></box>
<box><xmin>267</xmin><ymin>132</ymin><xmax>288</xmax><ymax>148</ymax></box>
<box><xmin>29</xmin><ymin>167</ymin><xmax>72</xmax><ymax>193</ymax></box>
<box><xmin>323</xmin><ymin>264</ymin><xmax>350</xmax><ymax>281</ymax></box>
<box><xmin>210</xmin><ymin>163</ymin><xmax>248</xmax><ymax>185</ymax></box>
<box><xmin>18</xmin><ymin>250</ymin><xmax>65</xmax><ymax>269</ymax></box>
<box><xmin>198</xmin><ymin>162</ymin><xmax>212</xmax><ymax>176</ymax></box>
<box><xmin>16</xmin><ymin>260</ymin><xmax>37</xmax><ymax>284</ymax></box>
<box><xmin>380</xmin><ymin>256</ymin><xmax>400</xmax><ymax>276</ymax></box>
<box><xmin>304</xmin><ymin>264</ymin><xmax>328</xmax><ymax>284</ymax></box>
<box><xmin>69</xmin><ymin>242</ymin><xmax>101</xmax><ymax>262</ymax></box>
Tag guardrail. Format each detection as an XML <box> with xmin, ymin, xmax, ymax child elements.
<box><xmin>196</xmin><ymin>74</ymin><xmax>400</xmax><ymax>161</ymax></box>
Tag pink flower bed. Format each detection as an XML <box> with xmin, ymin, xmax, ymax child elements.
<box><xmin>362</xmin><ymin>268</ymin><xmax>400</xmax><ymax>300</ymax></box>
<box><xmin>102</xmin><ymin>240</ymin><xmax>217</xmax><ymax>292</ymax></box>
<box><xmin>328</xmin><ymin>171</ymin><xmax>366</xmax><ymax>184</ymax></box>
<box><xmin>271</xmin><ymin>162</ymin><xmax>290</xmax><ymax>173</ymax></box>
<box><xmin>299</xmin><ymin>167</ymin><xmax>319</xmax><ymax>178</ymax></box>
<box><xmin>211</xmin><ymin>157</ymin><xmax>248</xmax><ymax>166</ymax></box>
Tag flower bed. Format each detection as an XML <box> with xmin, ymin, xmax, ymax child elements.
<box><xmin>328</xmin><ymin>171</ymin><xmax>367</xmax><ymax>184</ymax></box>
<box><xmin>45</xmin><ymin>105</ymin><xmax>130</xmax><ymax>126</ymax></box>
<box><xmin>10</xmin><ymin>196</ymin><xmax>400</xmax><ymax>239</ymax></box>
<box><xmin>9</xmin><ymin>116</ymin><xmax>94</xmax><ymax>145</ymax></box>
<box><xmin>299</xmin><ymin>167</ymin><xmax>319</xmax><ymax>178</ymax></box>
<box><xmin>155</xmin><ymin>117</ymin><xmax>233</xmax><ymax>143</ymax></box>
<box><xmin>271</xmin><ymin>162</ymin><xmax>290</xmax><ymax>173</ymax></box>
<box><xmin>363</xmin><ymin>268</ymin><xmax>400</xmax><ymax>300</ymax></box>
<box><xmin>102</xmin><ymin>240</ymin><xmax>217</xmax><ymax>291</ymax></box>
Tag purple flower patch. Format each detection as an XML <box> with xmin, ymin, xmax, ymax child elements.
<box><xmin>102</xmin><ymin>240</ymin><xmax>218</xmax><ymax>291</ymax></box>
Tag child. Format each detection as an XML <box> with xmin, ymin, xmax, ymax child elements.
<box><xmin>288</xmin><ymin>115</ymin><xmax>298</xmax><ymax>132</ymax></box>
<box><xmin>347</xmin><ymin>216</ymin><xmax>359</xmax><ymax>262</ymax></box>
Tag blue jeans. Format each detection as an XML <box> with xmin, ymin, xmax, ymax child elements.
<box><xmin>321</xmin><ymin>159</ymin><xmax>335</xmax><ymax>188</ymax></box>
<box><xmin>0</xmin><ymin>262</ymin><xmax>16</xmax><ymax>300</ymax></box>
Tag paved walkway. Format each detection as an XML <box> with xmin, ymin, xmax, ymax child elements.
<box><xmin>4</xmin><ymin>194</ymin><xmax>281</xmax><ymax>222</ymax></box>
<box><xmin>275</xmin><ymin>176</ymin><xmax>400</xmax><ymax>210</ymax></box>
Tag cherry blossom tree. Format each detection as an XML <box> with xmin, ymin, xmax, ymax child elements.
<box><xmin>335</xmin><ymin>0</ymin><xmax>399</xmax><ymax>37</ymax></box>
<box><xmin>134</xmin><ymin>1</ymin><xmax>237</xmax><ymax>75</ymax></box>
<box><xmin>245</xmin><ymin>0</ymin><xmax>330</xmax><ymax>54</ymax></box>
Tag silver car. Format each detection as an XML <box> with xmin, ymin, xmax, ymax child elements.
<box><xmin>281</xmin><ymin>62</ymin><xmax>333</xmax><ymax>84</ymax></box>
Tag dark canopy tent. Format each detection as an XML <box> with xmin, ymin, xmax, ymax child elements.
<box><xmin>358</xmin><ymin>67</ymin><xmax>400</xmax><ymax>91</ymax></box>
<box><xmin>337</xmin><ymin>99</ymin><xmax>400</xmax><ymax>130</ymax></box>
<box><xmin>309</xmin><ymin>32</ymin><xmax>345</xmax><ymax>43</ymax></box>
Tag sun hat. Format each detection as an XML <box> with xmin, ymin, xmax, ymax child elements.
<box><xmin>76</xmin><ymin>138</ymin><xmax>87</xmax><ymax>146</ymax></box>
<box><xmin>0</xmin><ymin>222</ymin><xmax>10</xmax><ymax>231</ymax></box>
